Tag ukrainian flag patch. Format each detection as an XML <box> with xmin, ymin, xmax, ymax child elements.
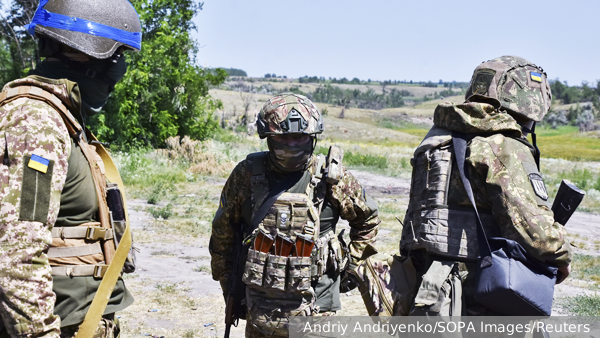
<box><xmin>531</xmin><ymin>72</ymin><xmax>542</xmax><ymax>83</ymax></box>
<box><xmin>28</xmin><ymin>154</ymin><xmax>50</xmax><ymax>173</ymax></box>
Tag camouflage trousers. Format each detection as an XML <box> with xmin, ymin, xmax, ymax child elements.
<box><xmin>244</xmin><ymin>312</ymin><xmax>336</xmax><ymax>338</ymax></box>
<box><xmin>59</xmin><ymin>316</ymin><xmax>120</xmax><ymax>338</ymax></box>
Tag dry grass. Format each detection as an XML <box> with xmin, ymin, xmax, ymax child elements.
<box><xmin>156</xmin><ymin>136</ymin><xmax>237</xmax><ymax>177</ymax></box>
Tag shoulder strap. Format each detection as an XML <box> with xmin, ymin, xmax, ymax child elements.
<box><xmin>250</xmin><ymin>171</ymin><xmax>303</xmax><ymax>230</ymax></box>
<box><xmin>77</xmin><ymin>131</ymin><xmax>133</xmax><ymax>338</ymax></box>
<box><xmin>247</xmin><ymin>151</ymin><xmax>267</xmax><ymax>212</ymax></box>
<box><xmin>451</xmin><ymin>131</ymin><xmax>492</xmax><ymax>268</ymax></box>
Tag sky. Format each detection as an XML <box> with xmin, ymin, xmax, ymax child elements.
<box><xmin>194</xmin><ymin>0</ymin><xmax>599</xmax><ymax>85</ymax></box>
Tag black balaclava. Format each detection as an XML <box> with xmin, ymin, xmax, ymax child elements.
<box><xmin>29</xmin><ymin>55</ymin><xmax>127</xmax><ymax>117</ymax></box>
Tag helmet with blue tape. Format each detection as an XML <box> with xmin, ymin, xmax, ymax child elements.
<box><xmin>27</xmin><ymin>0</ymin><xmax>142</xmax><ymax>59</ymax></box>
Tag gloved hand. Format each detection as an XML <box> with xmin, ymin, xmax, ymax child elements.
<box><xmin>339</xmin><ymin>261</ymin><xmax>360</xmax><ymax>293</ymax></box>
<box><xmin>556</xmin><ymin>264</ymin><xmax>571</xmax><ymax>284</ymax></box>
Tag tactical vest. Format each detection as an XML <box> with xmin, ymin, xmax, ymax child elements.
<box><xmin>0</xmin><ymin>85</ymin><xmax>134</xmax><ymax>278</ymax></box>
<box><xmin>241</xmin><ymin>148</ymin><xmax>344</xmax><ymax>336</ymax></box>
<box><xmin>400</xmin><ymin>140</ymin><xmax>499</xmax><ymax>260</ymax></box>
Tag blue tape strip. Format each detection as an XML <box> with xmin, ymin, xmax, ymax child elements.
<box><xmin>26</xmin><ymin>0</ymin><xmax>141</xmax><ymax>50</ymax></box>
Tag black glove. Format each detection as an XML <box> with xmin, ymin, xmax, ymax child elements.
<box><xmin>339</xmin><ymin>262</ymin><xmax>360</xmax><ymax>293</ymax></box>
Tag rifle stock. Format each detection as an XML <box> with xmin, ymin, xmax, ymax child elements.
<box><xmin>552</xmin><ymin>179</ymin><xmax>585</xmax><ymax>226</ymax></box>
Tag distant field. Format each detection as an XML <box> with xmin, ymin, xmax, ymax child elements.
<box><xmin>534</xmin><ymin>126</ymin><xmax>600</xmax><ymax>161</ymax></box>
<box><xmin>210</xmin><ymin>82</ymin><xmax>600</xmax><ymax>162</ymax></box>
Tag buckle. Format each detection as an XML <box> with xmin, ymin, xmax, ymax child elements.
<box><xmin>93</xmin><ymin>265</ymin><xmax>108</xmax><ymax>278</ymax></box>
<box><xmin>251</xmin><ymin>174</ymin><xmax>266</xmax><ymax>185</ymax></box>
<box><xmin>86</xmin><ymin>226</ymin><xmax>108</xmax><ymax>241</ymax></box>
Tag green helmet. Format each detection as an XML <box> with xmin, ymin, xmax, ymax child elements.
<box><xmin>465</xmin><ymin>56</ymin><xmax>552</xmax><ymax>122</ymax></box>
<box><xmin>257</xmin><ymin>93</ymin><xmax>324</xmax><ymax>139</ymax></box>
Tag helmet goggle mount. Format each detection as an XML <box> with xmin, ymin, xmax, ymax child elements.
<box><xmin>280</xmin><ymin>108</ymin><xmax>309</xmax><ymax>133</ymax></box>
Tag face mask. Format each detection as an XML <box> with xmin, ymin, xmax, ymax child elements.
<box><xmin>30</xmin><ymin>55</ymin><xmax>128</xmax><ymax>115</ymax></box>
<box><xmin>267</xmin><ymin>137</ymin><xmax>314</xmax><ymax>172</ymax></box>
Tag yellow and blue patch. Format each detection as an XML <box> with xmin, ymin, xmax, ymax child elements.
<box><xmin>28</xmin><ymin>154</ymin><xmax>50</xmax><ymax>174</ymax></box>
<box><xmin>530</xmin><ymin>72</ymin><xmax>542</xmax><ymax>83</ymax></box>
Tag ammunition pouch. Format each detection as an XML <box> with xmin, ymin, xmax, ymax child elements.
<box><xmin>264</xmin><ymin>254</ymin><xmax>287</xmax><ymax>291</ymax></box>
<box><xmin>245</xmin><ymin>286</ymin><xmax>317</xmax><ymax>337</ymax></box>
<box><xmin>107</xmin><ymin>183</ymin><xmax>136</xmax><ymax>273</ymax></box>
<box><xmin>242</xmin><ymin>248</ymin><xmax>268</xmax><ymax>287</ymax></box>
<box><xmin>288</xmin><ymin>256</ymin><xmax>311</xmax><ymax>292</ymax></box>
<box><xmin>410</xmin><ymin>260</ymin><xmax>462</xmax><ymax>317</ymax></box>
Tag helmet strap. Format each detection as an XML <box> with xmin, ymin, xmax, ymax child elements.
<box><xmin>53</xmin><ymin>52</ymin><xmax>117</xmax><ymax>91</ymax></box>
<box><xmin>521</xmin><ymin>122</ymin><xmax>540</xmax><ymax>170</ymax></box>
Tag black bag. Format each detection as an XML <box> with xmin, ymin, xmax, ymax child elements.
<box><xmin>452</xmin><ymin>132</ymin><xmax>557</xmax><ymax>316</ymax></box>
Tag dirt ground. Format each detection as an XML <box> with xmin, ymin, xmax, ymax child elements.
<box><xmin>120</xmin><ymin>170</ymin><xmax>599</xmax><ymax>337</ymax></box>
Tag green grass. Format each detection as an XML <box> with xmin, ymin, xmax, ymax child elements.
<box><xmin>147</xmin><ymin>204</ymin><xmax>174</xmax><ymax>219</ymax></box>
<box><xmin>400</xmin><ymin>128</ymin><xmax>429</xmax><ymax>138</ymax></box>
<box><xmin>535</xmin><ymin>125</ymin><xmax>579</xmax><ymax>136</ymax></box>
<box><xmin>557</xmin><ymin>294</ymin><xmax>600</xmax><ymax>316</ymax></box>
<box><xmin>571</xmin><ymin>254</ymin><xmax>600</xmax><ymax>283</ymax></box>
<box><xmin>531</xmin><ymin>125</ymin><xmax>600</xmax><ymax>161</ymax></box>
<box><xmin>537</xmin><ymin>135</ymin><xmax>600</xmax><ymax>161</ymax></box>
<box><xmin>345</xmin><ymin>151</ymin><xmax>388</xmax><ymax>169</ymax></box>
<box><xmin>376</xmin><ymin>118</ymin><xmax>430</xmax><ymax>139</ymax></box>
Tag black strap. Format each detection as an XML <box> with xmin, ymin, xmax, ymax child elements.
<box><xmin>521</xmin><ymin>122</ymin><xmax>541</xmax><ymax>171</ymax></box>
<box><xmin>250</xmin><ymin>171</ymin><xmax>303</xmax><ymax>229</ymax></box>
<box><xmin>3</xmin><ymin>140</ymin><xmax>8</xmax><ymax>166</ymax></box>
<box><xmin>452</xmin><ymin>131</ymin><xmax>492</xmax><ymax>268</ymax></box>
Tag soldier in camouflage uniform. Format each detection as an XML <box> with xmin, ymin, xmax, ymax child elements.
<box><xmin>210</xmin><ymin>93</ymin><xmax>380</xmax><ymax>337</ymax></box>
<box><xmin>399</xmin><ymin>56</ymin><xmax>572</xmax><ymax>317</ymax></box>
<box><xmin>0</xmin><ymin>0</ymin><xmax>141</xmax><ymax>337</ymax></box>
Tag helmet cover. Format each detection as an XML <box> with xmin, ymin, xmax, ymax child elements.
<box><xmin>257</xmin><ymin>93</ymin><xmax>324</xmax><ymax>139</ymax></box>
<box><xmin>27</xmin><ymin>0</ymin><xmax>142</xmax><ymax>59</ymax></box>
<box><xmin>465</xmin><ymin>56</ymin><xmax>552</xmax><ymax>122</ymax></box>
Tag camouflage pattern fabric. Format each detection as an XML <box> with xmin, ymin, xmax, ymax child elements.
<box><xmin>465</xmin><ymin>55</ymin><xmax>552</xmax><ymax>122</ymax></box>
<box><xmin>211</xmin><ymin>156</ymin><xmax>380</xmax><ymax>281</ymax></box>
<box><xmin>0</xmin><ymin>78</ymin><xmax>76</xmax><ymax>337</ymax></box>
<box><xmin>401</xmin><ymin>101</ymin><xmax>572</xmax><ymax>315</ymax></box>
<box><xmin>256</xmin><ymin>93</ymin><xmax>324</xmax><ymax>138</ymax></box>
<box><xmin>59</xmin><ymin>317</ymin><xmax>119</xmax><ymax>338</ymax></box>
<box><xmin>266</xmin><ymin>137</ymin><xmax>313</xmax><ymax>172</ymax></box>
<box><xmin>210</xmin><ymin>153</ymin><xmax>380</xmax><ymax>336</ymax></box>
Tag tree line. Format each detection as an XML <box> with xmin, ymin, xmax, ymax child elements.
<box><xmin>1</xmin><ymin>0</ymin><xmax>226</xmax><ymax>148</ymax></box>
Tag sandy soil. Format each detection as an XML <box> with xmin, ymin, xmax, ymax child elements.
<box><xmin>122</xmin><ymin>170</ymin><xmax>599</xmax><ymax>336</ymax></box>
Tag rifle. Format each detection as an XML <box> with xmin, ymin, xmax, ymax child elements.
<box><xmin>224</xmin><ymin>222</ymin><xmax>246</xmax><ymax>338</ymax></box>
<box><xmin>552</xmin><ymin>179</ymin><xmax>586</xmax><ymax>226</ymax></box>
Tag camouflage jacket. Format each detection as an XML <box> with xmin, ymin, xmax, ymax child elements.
<box><xmin>0</xmin><ymin>76</ymin><xmax>132</xmax><ymax>337</ymax></box>
<box><xmin>210</xmin><ymin>154</ymin><xmax>381</xmax><ymax>284</ymax></box>
<box><xmin>403</xmin><ymin>102</ymin><xmax>571</xmax><ymax>267</ymax></box>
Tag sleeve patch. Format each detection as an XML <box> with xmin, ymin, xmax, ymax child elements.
<box><xmin>529</xmin><ymin>173</ymin><xmax>548</xmax><ymax>201</ymax></box>
<box><xmin>28</xmin><ymin>154</ymin><xmax>50</xmax><ymax>173</ymax></box>
<box><xmin>19</xmin><ymin>155</ymin><xmax>54</xmax><ymax>223</ymax></box>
